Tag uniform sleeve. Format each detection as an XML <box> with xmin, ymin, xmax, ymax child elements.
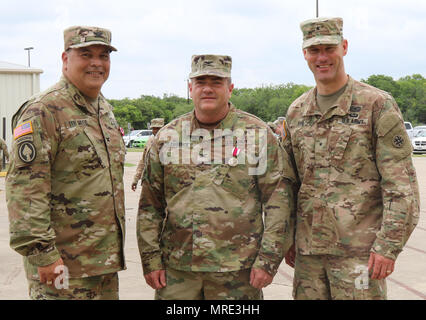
<box><xmin>6</xmin><ymin>103</ymin><xmax>61</xmax><ymax>267</ymax></box>
<box><xmin>252</xmin><ymin>129</ymin><xmax>298</xmax><ymax>276</ymax></box>
<box><xmin>280</xmin><ymin>120</ymin><xmax>300</xmax><ymax>241</ymax></box>
<box><xmin>372</xmin><ymin>98</ymin><xmax>420</xmax><ymax>260</ymax></box>
<box><xmin>1</xmin><ymin>139</ymin><xmax>9</xmax><ymax>160</ymax></box>
<box><xmin>133</xmin><ymin>136</ymin><xmax>153</xmax><ymax>185</ymax></box>
<box><xmin>136</xmin><ymin>140</ymin><xmax>166</xmax><ymax>275</ymax></box>
<box><xmin>132</xmin><ymin>154</ymin><xmax>146</xmax><ymax>185</ymax></box>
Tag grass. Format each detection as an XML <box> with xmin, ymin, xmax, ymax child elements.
<box><xmin>124</xmin><ymin>163</ymin><xmax>136</xmax><ymax>167</ymax></box>
<box><xmin>126</xmin><ymin>147</ymin><xmax>145</xmax><ymax>152</ymax></box>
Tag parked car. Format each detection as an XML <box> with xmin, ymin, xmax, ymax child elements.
<box><xmin>411</xmin><ymin>130</ymin><xmax>426</xmax><ymax>153</ymax></box>
<box><xmin>123</xmin><ymin>130</ymin><xmax>142</xmax><ymax>147</ymax></box>
<box><xmin>413</xmin><ymin>125</ymin><xmax>426</xmax><ymax>138</ymax></box>
<box><xmin>405</xmin><ymin>122</ymin><xmax>414</xmax><ymax>140</ymax></box>
<box><xmin>130</xmin><ymin>130</ymin><xmax>152</xmax><ymax>148</ymax></box>
<box><xmin>414</xmin><ymin>129</ymin><xmax>426</xmax><ymax>138</ymax></box>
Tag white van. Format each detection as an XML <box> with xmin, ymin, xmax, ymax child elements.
<box><xmin>405</xmin><ymin>122</ymin><xmax>414</xmax><ymax>140</ymax></box>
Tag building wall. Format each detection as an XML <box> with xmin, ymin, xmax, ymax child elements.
<box><xmin>0</xmin><ymin>72</ymin><xmax>41</xmax><ymax>148</ymax></box>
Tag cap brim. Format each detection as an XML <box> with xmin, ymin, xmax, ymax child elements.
<box><xmin>69</xmin><ymin>41</ymin><xmax>117</xmax><ymax>52</ymax></box>
<box><xmin>189</xmin><ymin>70</ymin><xmax>230</xmax><ymax>79</ymax></box>
<box><xmin>302</xmin><ymin>36</ymin><xmax>341</xmax><ymax>49</ymax></box>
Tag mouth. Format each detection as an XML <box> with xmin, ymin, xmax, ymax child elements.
<box><xmin>86</xmin><ymin>71</ymin><xmax>104</xmax><ymax>77</ymax></box>
<box><xmin>316</xmin><ymin>64</ymin><xmax>332</xmax><ymax>70</ymax></box>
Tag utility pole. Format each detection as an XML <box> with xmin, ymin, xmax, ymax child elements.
<box><xmin>316</xmin><ymin>0</ymin><xmax>319</xmax><ymax>17</ymax></box>
<box><xmin>2</xmin><ymin>117</ymin><xmax>5</xmax><ymax>170</ymax></box>
<box><xmin>24</xmin><ymin>47</ymin><xmax>34</xmax><ymax>67</ymax></box>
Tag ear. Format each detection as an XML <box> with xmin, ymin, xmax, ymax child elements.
<box><xmin>228</xmin><ymin>83</ymin><xmax>234</xmax><ymax>98</ymax></box>
<box><xmin>342</xmin><ymin>39</ymin><xmax>348</xmax><ymax>56</ymax></box>
<box><xmin>302</xmin><ymin>48</ymin><xmax>308</xmax><ymax>60</ymax></box>
<box><xmin>188</xmin><ymin>80</ymin><xmax>193</xmax><ymax>98</ymax></box>
<box><xmin>62</xmin><ymin>51</ymin><xmax>68</xmax><ymax>70</ymax></box>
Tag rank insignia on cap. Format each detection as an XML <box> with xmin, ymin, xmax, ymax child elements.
<box><xmin>14</xmin><ymin>121</ymin><xmax>33</xmax><ymax>139</ymax></box>
<box><xmin>392</xmin><ymin>135</ymin><xmax>404</xmax><ymax>148</ymax></box>
<box><xmin>18</xmin><ymin>141</ymin><xmax>36</xmax><ymax>163</ymax></box>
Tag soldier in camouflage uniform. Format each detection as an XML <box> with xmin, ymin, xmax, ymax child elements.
<box><xmin>283</xmin><ymin>17</ymin><xmax>420</xmax><ymax>300</ymax></box>
<box><xmin>131</xmin><ymin>118</ymin><xmax>164</xmax><ymax>191</ymax></box>
<box><xmin>137</xmin><ymin>54</ymin><xmax>297</xmax><ymax>300</ymax></box>
<box><xmin>0</xmin><ymin>137</ymin><xmax>9</xmax><ymax>164</ymax></box>
<box><xmin>6</xmin><ymin>26</ymin><xmax>126</xmax><ymax>300</ymax></box>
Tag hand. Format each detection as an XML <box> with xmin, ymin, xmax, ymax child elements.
<box><xmin>368</xmin><ymin>252</ymin><xmax>395</xmax><ymax>280</ymax></box>
<box><xmin>285</xmin><ymin>244</ymin><xmax>296</xmax><ymax>268</ymax></box>
<box><xmin>250</xmin><ymin>268</ymin><xmax>273</xmax><ymax>289</ymax></box>
<box><xmin>38</xmin><ymin>258</ymin><xmax>65</xmax><ymax>287</ymax></box>
<box><xmin>144</xmin><ymin>270</ymin><xmax>167</xmax><ymax>289</ymax></box>
<box><xmin>131</xmin><ymin>183</ymin><xmax>137</xmax><ymax>191</ymax></box>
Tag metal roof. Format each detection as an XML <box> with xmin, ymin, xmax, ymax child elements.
<box><xmin>0</xmin><ymin>61</ymin><xmax>43</xmax><ymax>74</ymax></box>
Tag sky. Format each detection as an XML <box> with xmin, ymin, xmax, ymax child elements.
<box><xmin>1</xmin><ymin>0</ymin><xmax>425</xmax><ymax>99</ymax></box>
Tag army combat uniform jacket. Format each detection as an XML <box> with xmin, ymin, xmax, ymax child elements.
<box><xmin>284</xmin><ymin>76</ymin><xmax>420</xmax><ymax>260</ymax></box>
<box><xmin>6</xmin><ymin>76</ymin><xmax>126</xmax><ymax>279</ymax></box>
<box><xmin>132</xmin><ymin>135</ymin><xmax>155</xmax><ymax>185</ymax></box>
<box><xmin>0</xmin><ymin>137</ymin><xmax>9</xmax><ymax>161</ymax></box>
<box><xmin>137</xmin><ymin>104</ymin><xmax>297</xmax><ymax>276</ymax></box>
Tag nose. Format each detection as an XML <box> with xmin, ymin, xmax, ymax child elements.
<box><xmin>90</xmin><ymin>55</ymin><xmax>103</xmax><ymax>67</ymax></box>
<box><xmin>317</xmin><ymin>49</ymin><xmax>328</xmax><ymax>61</ymax></box>
<box><xmin>202</xmin><ymin>84</ymin><xmax>213</xmax><ymax>94</ymax></box>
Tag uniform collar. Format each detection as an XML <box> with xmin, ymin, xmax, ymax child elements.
<box><xmin>191</xmin><ymin>103</ymin><xmax>237</xmax><ymax>132</ymax></box>
<box><xmin>60</xmin><ymin>76</ymin><xmax>105</xmax><ymax>115</ymax></box>
<box><xmin>302</xmin><ymin>75</ymin><xmax>354</xmax><ymax>120</ymax></box>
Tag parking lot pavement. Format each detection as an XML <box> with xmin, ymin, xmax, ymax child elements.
<box><xmin>0</xmin><ymin>152</ymin><xmax>425</xmax><ymax>300</ymax></box>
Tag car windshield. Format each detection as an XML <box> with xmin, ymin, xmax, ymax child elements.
<box><xmin>129</xmin><ymin>130</ymin><xmax>142</xmax><ymax>136</ymax></box>
<box><xmin>416</xmin><ymin>131</ymin><xmax>426</xmax><ymax>138</ymax></box>
<box><xmin>405</xmin><ymin>123</ymin><xmax>412</xmax><ymax>130</ymax></box>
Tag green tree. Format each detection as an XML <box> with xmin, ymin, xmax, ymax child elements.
<box><xmin>109</xmin><ymin>74</ymin><xmax>424</xmax><ymax>128</ymax></box>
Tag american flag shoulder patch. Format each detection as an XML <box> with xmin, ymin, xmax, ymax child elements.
<box><xmin>14</xmin><ymin>121</ymin><xmax>33</xmax><ymax>140</ymax></box>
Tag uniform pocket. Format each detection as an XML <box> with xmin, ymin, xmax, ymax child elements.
<box><xmin>83</xmin><ymin>127</ymin><xmax>109</xmax><ymax>168</ymax></box>
<box><xmin>55</xmin><ymin>127</ymin><xmax>105</xmax><ymax>173</ymax></box>
<box><xmin>329</xmin><ymin>124</ymin><xmax>352</xmax><ymax>162</ymax></box>
<box><xmin>219</xmin><ymin>163</ymin><xmax>255</xmax><ymax>201</ymax></box>
<box><xmin>164</xmin><ymin>164</ymin><xmax>195</xmax><ymax>193</ymax></box>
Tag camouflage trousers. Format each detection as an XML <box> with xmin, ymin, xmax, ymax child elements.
<box><xmin>28</xmin><ymin>272</ymin><xmax>119</xmax><ymax>300</ymax></box>
<box><xmin>155</xmin><ymin>268</ymin><xmax>263</xmax><ymax>300</ymax></box>
<box><xmin>293</xmin><ymin>254</ymin><xmax>386</xmax><ymax>300</ymax></box>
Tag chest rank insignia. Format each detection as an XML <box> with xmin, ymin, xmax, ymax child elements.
<box><xmin>392</xmin><ymin>135</ymin><xmax>404</xmax><ymax>148</ymax></box>
<box><xmin>18</xmin><ymin>141</ymin><xmax>37</xmax><ymax>163</ymax></box>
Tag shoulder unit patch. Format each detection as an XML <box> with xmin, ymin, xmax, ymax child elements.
<box><xmin>392</xmin><ymin>135</ymin><xmax>404</xmax><ymax>148</ymax></box>
<box><xmin>18</xmin><ymin>141</ymin><xmax>36</xmax><ymax>163</ymax></box>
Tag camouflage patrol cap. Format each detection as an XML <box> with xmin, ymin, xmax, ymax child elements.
<box><xmin>189</xmin><ymin>54</ymin><xmax>232</xmax><ymax>78</ymax></box>
<box><xmin>267</xmin><ymin>121</ymin><xmax>278</xmax><ymax>131</ymax></box>
<box><xmin>150</xmin><ymin>118</ymin><xmax>164</xmax><ymax>128</ymax></box>
<box><xmin>64</xmin><ymin>26</ymin><xmax>117</xmax><ymax>52</ymax></box>
<box><xmin>300</xmin><ymin>17</ymin><xmax>343</xmax><ymax>49</ymax></box>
